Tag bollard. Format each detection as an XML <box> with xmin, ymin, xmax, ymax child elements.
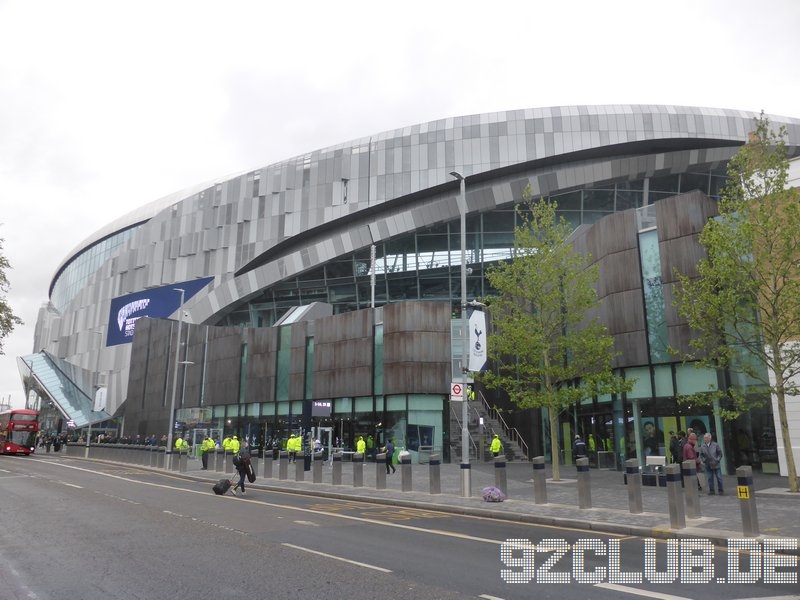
<box><xmin>665</xmin><ymin>464</ymin><xmax>686</xmax><ymax>529</ymax></box>
<box><xmin>353</xmin><ymin>452</ymin><xmax>364</xmax><ymax>487</ymax></box>
<box><xmin>263</xmin><ymin>453</ymin><xmax>273</xmax><ymax>479</ymax></box>
<box><xmin>179</xmin><ymin>450</ymin><xmax>188</xmax><ymax>473</ymax></box>
<box><xmin>375</xmin><ymin>453</ymin><xmax>387</xmax><ymax>490</ymax></box>
<box><xmin>532</xmin><ymin>456</ymin><xmax>548</xmax><ymax>504</ymax></box>
<box><xmin>157</xmin><ymin>447</ymin><xmax>166</xmax><ymax>469</ymax></box>
<box><xmin>576</xmin><ymin>457</ymin><xmax>591</xmax><ymax>509</ymax></box>
<box><xmin>313</xmin><ymin>452</ymin><xmax>323</xmax><ymax>483</ymax></box>
<box><xmin>429</xmin><ymin>454</ymin><xmax>441</xmax><ymax>495</ymax></box>
<box><xmin>332</xmin><ymin>451</ymin><xmax>342</xmax><ymax>485</ymax></box>
<box><xmin>214</xmin><ymin>449</ymin><xmax>224</xmax><ymax>472</ymax></box>
<box><xmin>625</xmin><ymin>459</ymin><xmax>643</xmax><ymax>514</ymax></box>
<box><xmin>278</xmin><ymin>451</ymin><xmax>288</xmax><ymax>480</ymax></box>
<box><xmin>736</xmin><ymin>466</ymin><xmax>760</xmax><ymax>537</ymax></box>
<box><xmin>400</xmin><ymin>453</ymin><xmax>412</xmax><ymax>492</ymax></box>
<box><xmin>494</xmin><ymin>456</ymin><xmax>508</xmax><ymax>498</ymax></box>
<box><xmin>295</xmin><ymin>454</ymin><xmax>305</xmax><ymax>481</ymax></box>
<box><xmin>224</xmin><ymin>451</ymin><xmax>234</xmax><ymax>474</ymax></box>
<box><xmin>682</xmin><ymin>460</ymin><xmax>701</xmax><ymax>519</ymax></box>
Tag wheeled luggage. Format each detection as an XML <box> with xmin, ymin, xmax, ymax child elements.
<box><xmin>212</xmin><ymin>478</ymin><xmax>233</xmax><ymax>495</ymax></box>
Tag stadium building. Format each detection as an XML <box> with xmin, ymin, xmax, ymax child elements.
<box><xmin>18</xmin><ymin>105</ymin><xmax>800</xmax><ymax>474</ymax></box>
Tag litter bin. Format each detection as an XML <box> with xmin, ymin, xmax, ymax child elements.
<box><xmin>303</xmin><ymin>452</ymin><xmax>311</xmax><ymax>471</ymax></box>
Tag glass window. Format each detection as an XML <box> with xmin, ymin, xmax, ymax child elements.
<box><xmin>680</xmin><ymin>173</ymin><xmax>709</xmax><ymax>194</ymax></box>
<box><xmin>626</xmin><ymin>366</ymin><xmax>652</xmax><ymax>399</ymax></box>
<box><xmin>639</xmin><ymin>230</ymin><xmax>669</xmax><ymax>362</ymax></box>
<box><xmin>583</xmin><ymin>189</ymin><xmax>614</xmax><ymax>212</ymax></box>
<box><xmin>615</xmin><ymin>190</ymin><xmax>643</xmax><ymax>211</ymax></box>
<box><xmin>552</xmin><ymin>190</ymin><xmax>581</xmax><ymax>211</ymax></box>
<box><xmin>648</xmin><ymin>175</ymin><xmax>679</xmax><ymax>194</ymax></box>
<box><xmin>386</xmin><ymin>395</ymin><xmax>406</xmax><ymax>411</ymax></box>
<box><xmin>653</xmin><ymin>365</ymin><xmax>673</xmax><ymax>397</ymax></box>
<box><xmin>675</xmin><ymin>364</ymin><xmax>718</xmax><ymax>395</ymax></box>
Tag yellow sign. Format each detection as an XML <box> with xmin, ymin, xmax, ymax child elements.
<box><xmin>737</xmin><ymin>485</ymin><xmax>750</xmax><ymax>499</ymax></box>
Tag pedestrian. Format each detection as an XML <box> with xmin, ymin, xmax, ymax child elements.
<box><xmin>699</xmin><ymin>433</ymin><xmax>724</xmax><ymax>495</ymax></box>
<box><xmin>232</xmin><ymin>450</ymin><xmax>249</xmax><ymax>496</ymax></box>
<box><xmin>201</xmin><ymin>434</ymin><xmax>215</xmax><ymax>470</ymax></box>
<box><xmin>490</xmin><ymin>434</ymin><xmax>502</xmax><ymax>458</ymax></box>
<box><xmin>287</xmin><ymin>433</ymin><xmax>298</xmax><ymax>463</ymax></box>
<box><xmin>230</xmin><ymin>435</ymin><xmax>240</xmax><ymax>455</ymax></box>
<box><xmin>383</xmin><ymin>438</ymin><xmax>396</xmax><ymax>474</ymax></box>
<box><xmin>573</xmin><ymin>434</ymin><xmax>587</xmax><ymax>460</ymax></box>
<box><xmin>356</xmin><ymin>435</ymin><xmax>366</xmax><ymax>456</ymax></box>
<box><xmin>669</xmin><ymin>431</ymin><xmax>680</xmax><ymax>463</ymax></box>
<box><xmin>683</xmin><ymin>432</ymin><xmax>704</xmax><ymax>492</ymax></box>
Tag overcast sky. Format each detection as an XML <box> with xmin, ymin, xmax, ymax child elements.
<box><xmin>1</xmin><ymin>0</ymin><xmax>799</xmax><ymax>409</ymax></box>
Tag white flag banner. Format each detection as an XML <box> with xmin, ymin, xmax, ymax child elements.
<box><xmin>93</xmin><ymin>387</ymin><xmax>107</xmax><ymax>413</ymax></box>
<box><xmin>468</xmin><ymin>310</ymin><xmax>487</xmax><ymax>371</ymax></box>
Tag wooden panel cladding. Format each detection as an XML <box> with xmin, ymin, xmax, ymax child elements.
<box><xmin>288</xmin><ymin>321</ymin><xmax>309</xmax><ymax>401</ymax></box>
<box><xmin>245</xmin><ymin>327</ymin><xmax>278</xmax><ymax>404</ymax></box>
<box><xmin>657</xmin><ymin>191</ymin><xmax>718</xmax><ymax>285</ymax></box>
<box><xmin>383</xmin><ymin>302</ymin><xmax>451</xmax><ymax>395</ymax></box>
<box><xmin>313</xmin><ymin>309</ymin><xmax>374</xmax><ymax>398</ymax></box>
<box><xmin>204</xmin><ymin>326</ymin><xmax>244</xmax><ymax>405</ymax></box>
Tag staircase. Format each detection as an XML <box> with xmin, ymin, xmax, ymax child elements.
<box><xmin>450</xmin><ymin>391</ymin><xmax>529</xmax><ymax>463</ymax></box>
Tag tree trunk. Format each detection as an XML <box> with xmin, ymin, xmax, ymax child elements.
<box><xmin>549</xmin><ymin>406</ymin><xmax>561</xmax><ymax>481</ymax></box>
<box><xmin>775</xmin><ymin>389</ymin><xmax>799</xmax><ymax>492</ymax></box>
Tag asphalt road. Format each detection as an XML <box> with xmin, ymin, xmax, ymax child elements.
<box><xmin>1</xmin><ymin>455</ymin><xmax>797</xmax><ymax>600</ymax></box>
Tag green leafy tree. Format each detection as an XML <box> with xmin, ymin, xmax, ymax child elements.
<box><xmin>477</xmin><ymin>192</ymin><xmax>629</xmax><ymax>481</ymax></box>
<box><xmin>0</xmin><ymin>235</ymin><xmax>23</xmax><ymax>354</ymax></box>
<box><xmin>673</xmin><ymin>113</ymin><xmax>799</xmax><ymax>492</ymax></box>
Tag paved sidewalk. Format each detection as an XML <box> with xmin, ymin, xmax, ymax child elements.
<box><xmin>171</xmin><ymin>455</ymin><xmax>799</xmax><ymax>547</ymax></box>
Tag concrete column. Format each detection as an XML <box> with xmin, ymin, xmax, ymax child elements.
<box><xmin>736</xmin><ymin>466</ymin><xmax>760</xmax><ymax>537</ymax></box>
<box><xmin>429</xmin><ymin>454</ymin><xmax>441</xmax><ymax>495</ymax></box>
<box><xmin>576</xmin><ymin>457</ymin><xmax>591</xmax><ymax>509</ymax></box>
<box><xmin>375</xmin><ymin>453</ymin><xmax>387</xmax><ymax>490</ymax></box>
<box><xmin>494</xmin><ymin>456</ymin><xmax>508</xmax><ymax>498</ymax></box>
<box><xmin>665</xmin><ymin>464</ymin><xmax>686</xmax><ymax>530</ymax></box>
<box><xmin>353</xmin><ymin>452</ymin><xmax>364</xmax><ymax>487</ymax></box>
<box><xmin>625</xmin><ymin>459</ymin><xmax>643</xmax><ymax>514</ymax></box>
<box><xmin>332</xmin><ymin>452</ymin><xmax>342</xmax><ymax>485</ymax></box>
<box><xmin>400</xmin><ymin>453</ymin><xmax>412</xmax><ymax>492</ymax></box>
<box><xmin>532</xmin><ymin>456</ymin><xmax>548</xmax><ymax>504</ymax></box>
<box><xmin>682</xmin><ymin>460</ymin><xmax>701</xmax><ymax>519</ymax></box>
<box><xmin>278</xmin><ymin>451</ymin><xmax>288</xmax><ymax>480</ymax></box>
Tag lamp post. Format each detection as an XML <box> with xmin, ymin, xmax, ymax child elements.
<box><xmin>166</xmin><ymin>288</ymin><xmax>186</xmax><ymax>469</ymax></box>
<box><xmin>450</xmin><ymin>171</ymin><xmax>471</xmax><ymax>497</ymax></box>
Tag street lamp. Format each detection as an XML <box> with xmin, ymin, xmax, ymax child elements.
<box><xmin>450</xmin><ymin>171</ymin><xmax>471</xmax><ymax>497</ymax></box>
<box><xmin>166</xmin><ymin>288</ymin><xmax>186</xmax><ymax>468</ymax></box>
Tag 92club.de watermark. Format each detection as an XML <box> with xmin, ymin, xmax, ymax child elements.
<box><xmin>500</xmin><ymin>538</ymin><xmax>798</xmax><ymax>584</ymax></box>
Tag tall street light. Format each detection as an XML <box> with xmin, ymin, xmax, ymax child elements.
<box><xmin>450</xmin><ymin>171</ymin><xmax>471</xmax><ymax>497</ymax></box>
<box><xmin>166</xmin><ymin>288</ymin><xmax>186</xmax><ymax>469</ymax></box>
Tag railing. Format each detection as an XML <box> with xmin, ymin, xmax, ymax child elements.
<box><xmin>450</xmin><ymin>403</ymin><xmax>478</xmax><ymax>459</ymax></box>
<box><xmin>479</xmin><ymin>392</ymin><xmax>530</xmax><ymax>460</ymax></box>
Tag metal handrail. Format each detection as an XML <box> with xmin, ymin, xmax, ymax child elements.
<box><xmin>450</xmin><ymin>403</ymin><xmax>478</xmax><ymax>459</ymax></box>
<box><xmin>479</xmin><ymin>391</ymin><xmax>530</xmax><ymax>459</ymax></box>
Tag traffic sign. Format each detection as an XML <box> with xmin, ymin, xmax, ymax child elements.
<box><xmin>451</xmin><ymin>381</ymin><xmax>463</xmax><ymax>401</ymax></box>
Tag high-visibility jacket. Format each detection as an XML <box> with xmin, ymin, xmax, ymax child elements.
<box><xmin>175</xmin><ymin>437</ymin><xmax>187</xmax><ymax>451</ymax></box>
<box><xmin>222</xmin><ymin>437</ymin><xmax>232</xmax><ymax>451</ymax></box>
<box><xmin>356</xmin><ymin>438</ymin><xmax>366</xmax><ymax>454</ymax></box>
<box><xmin>490</xmin><ymin>436</ymin><xmax>502</xmax><ymax>454</ymax></box>
<box><xmin>230</xmin><ymin>437</ymin><xmax>240</xmax><ymax>454</ymax></box>
<box><xmin>202</xmin><ymin>438</ymin><xmax>215</xmax><ymax>453</ymax></box>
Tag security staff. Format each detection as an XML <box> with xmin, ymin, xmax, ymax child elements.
<box><xmin>490</xmin><ymin>434</ymin><xmax>502</xmax><ymax>458</ymax></box>
<box><xmin>230</xmin><ymin>435</ymin><xmax>241</xmax><ymax>455</ymax></box>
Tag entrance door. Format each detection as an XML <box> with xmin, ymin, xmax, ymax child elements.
<box><xmin>315</xmin><ymin>426</ymin><xmax>334</xmax><ymax>459</ymax></box>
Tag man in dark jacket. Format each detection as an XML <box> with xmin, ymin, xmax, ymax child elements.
<box><xmin>699</xmin><ymin>433</ymin><xmax>724</xmax><ymax>495</ymax></box>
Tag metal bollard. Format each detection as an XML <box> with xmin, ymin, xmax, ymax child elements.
<box><xmin>353</xmin><ymin>452</ymin><xmax>364</xmax><ymax>487</ymax></box>
<box><xmin>214</xmin><ymin>449</ymin><xmax>224</xmax><ymax>472</ymax></box>
<box><xmin>665</xmin><ymin>464</ymin><xmax>686</xmax><ymax>529</ymax></box>
<box><xmin>682</xmin><ymin>460</ymin><xmax>701</xmax><ymax>519</ymax></box>
<box><xmin>494</xmin><ymin>456</ymin><xmax>508</xmax><ymax>498</ymax></box>
<box><xmin>375</xmin><ymin>453</ymin><xmax>387</xmax><ymax>490</ymax></box>
<box><xmin>576</xmin><ymin>457</ymin><xmax>592</xmax><ymax>509</ymax></box>
<box><xmin>295</xmin><ymin>454</ymin><xmax>305</xmax><ymax>481</ymax></box>
<box><xmin>332</xmin><ymin>452</ymin><xmax>342</xmax><ymax>485</ymax></box>
<box><xmin>278</xmin><ymin>451</ymin><xmax>288</xmax><ymax>480</ymax></box>
<box><xmin>429</xmin><ymin>454</ymin><xmax>441</xmax><ymax>495</ymax></box>
<box><xmin>263</xmin><ymin>454</ymin><xmax>273</xmax><ymax>479</ymax></box>
<box><xmin>179</xmin><ymin>450</ymin><xmax>188</xmax><ymax>473</ymax></box>
<box><xmin>224</xmin><ymin>451</ymin><xmax>234</xmax><ymax>474</ymax></box>
<box><xmin>313</xmin><ymin>452</ymin><xmax>323</xmax><ymax>483</ymax></box>
<box><xmin>532</xmin><ymin>456</ymin><xmax>548</xmax><ymax>504</ymax></box>
<box><xmin>625</xmin><ymin>459</ymin><xmax>643</xmax><ymax>514</ymax></box>
<box><xmin>400</xmin><ymin>453</ymin><xmax>412</xmax><ymax>492</ymax></box>
<box><xmin>736</xmin><ymin>466</ymin><xmax>760</xmax><ymax>537</ymax></box>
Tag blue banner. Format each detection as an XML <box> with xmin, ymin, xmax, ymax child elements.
<box><xmin>106</xmin><ymin>277</ymin><xmax>214</xmax><ymax>347</ymax></box>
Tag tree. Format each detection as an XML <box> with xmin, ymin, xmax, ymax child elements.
<box><xmin>673</xmin><ymin>112</ymin><xmax>799</xmax><ymax>492</ymax></box>
<box><xmin>477</xmin><ymin>192</ymin><xmax>629</xmax><ymax>481</ymax></box>
<box><xmin>0</xmin><ymin>235</ymin><xmax>23</xmax><ymax>354</ymax></box>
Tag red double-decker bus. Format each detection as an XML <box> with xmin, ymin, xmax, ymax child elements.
<box><xmin>0</xmin><ymin>409</ymin><xmax>39</xmax><ymax>455</ymax></box>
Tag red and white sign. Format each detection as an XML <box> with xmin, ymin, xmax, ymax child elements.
<box><xmin>451</xmin><ymin>381</ymin><xmax>463</xmax><ymax>401</ymax></box>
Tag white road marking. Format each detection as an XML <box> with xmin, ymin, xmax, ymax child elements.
<box><xmin>594</xmin><ymin>583</ymin><xmax>689</xmax><ymax>600</ymax></box>
<box><xmin>56</xmin><ymin>480</ymin><xmax>83</xmax><ymax>488</ymax></box>
<box><xmin>479</xmin><ymin>595</ymin><xmax>506</xmax><ymax>600</ymax></box>
<box><xmin>293</xmin><ymin>520</ymin><xmax>320</xmax><ymax>526</ymax></box>
<box><xmin>282</xmin><ymin>542</ymin><xmax>391</xmax><ymax>572</ymax></box>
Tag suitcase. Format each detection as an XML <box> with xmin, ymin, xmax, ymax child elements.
<box><xmin>246</xmin><ymin>461</ymin><xmax>256</xmax><ymax>483</ymax></box>
<box><xmin>212</xmin><ymin>478</ymin><xmax>233</xmax><ymax>495</ymax></box>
